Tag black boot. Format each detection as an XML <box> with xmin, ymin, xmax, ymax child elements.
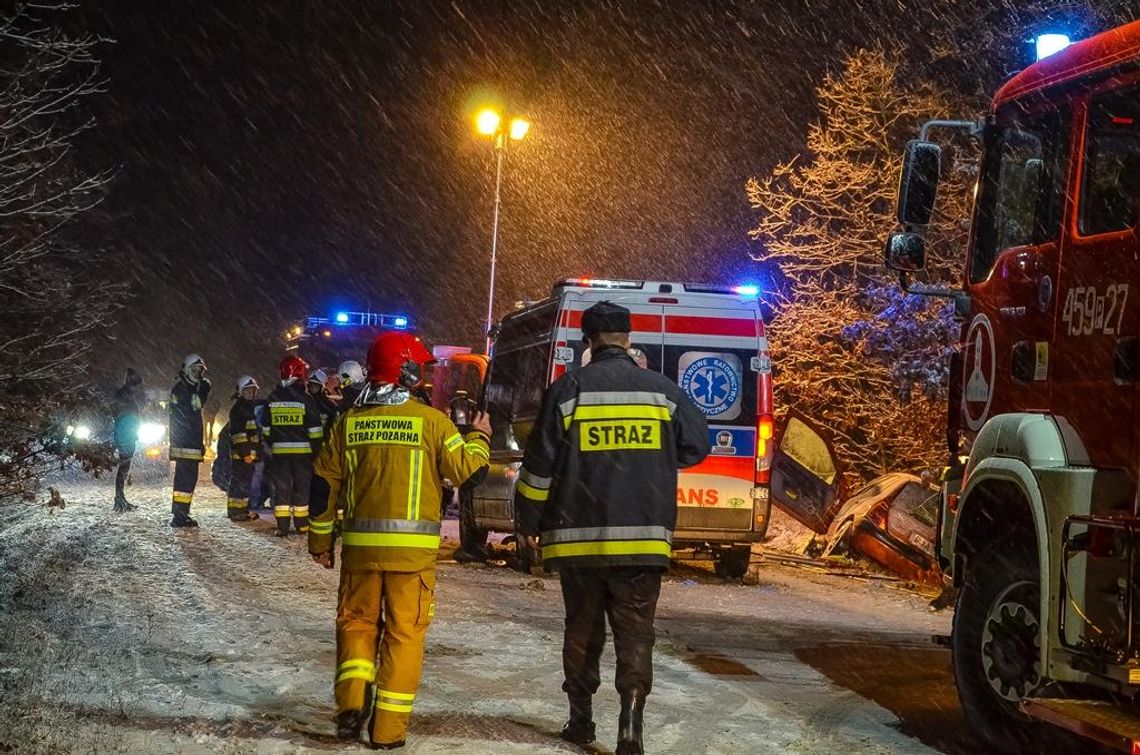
<box><xmin>616</xmin><ymin>692</ymin><xmax>645</xmax><ymax>755</ymax></box>
<box><xmin>336</xmin><ymin>709</ymin><xmax>365</xmax><ymax>740</ymax></box>
<box><xmin>559</xmin><ymin>695</ymin><xmax>596</xmax><ymax>745</ymax></box>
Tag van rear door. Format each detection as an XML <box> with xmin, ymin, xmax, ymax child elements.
<box><xmin>664</xmin><ymin>302</ymin><xmax>763</xmax><ymax>534</ymax></box>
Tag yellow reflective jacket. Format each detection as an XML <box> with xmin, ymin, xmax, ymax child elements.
<box><xmin>309</xmin><ymin>394</ymin><xmax>489</xmax><ymax>572</ymax></box>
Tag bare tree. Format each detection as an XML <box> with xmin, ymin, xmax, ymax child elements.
<box><xmin>0</xmin><ymin>2</ymin><xmax>122</xmax><ymax>500</ymax></box>
<box><xmin>746</xmin><ymin>49</ymin><xmax>973</xmax><ymax>482</ymax></box>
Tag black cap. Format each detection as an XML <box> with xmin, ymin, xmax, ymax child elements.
<box><xmin>581</xmin><ymin>301</ymin><xmax>631</xmax><ymax>340</ymax></box>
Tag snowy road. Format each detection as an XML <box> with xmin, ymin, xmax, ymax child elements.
<box><xmin>0</xmin><ymin>474</ymin><xmax>977</xmax><ymax>754</ymax></box>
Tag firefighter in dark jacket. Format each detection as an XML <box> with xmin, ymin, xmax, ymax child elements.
<box><xmin>168</xmin><ymin>354</ymin><xmax>212</xmax><ymax>528</ymax></box>
<box><xmin>226</xmin><ymin>375</ymin><xmax>263</xmax><ymax>522</ymax></box>
<box><xmin>264</xmin><ymin>355</ymin><xmax>323</xmax><ymax>536</ymax></box>
<box><xmin>307</xmin><ymin>369</ymin><xmax>339</xmax><ymax>449</ymax></box>
<box><xmin>514</xmin><ymin>301</ymin><xmax>709</xmax><ymax>755</ymax></box>
<box><xmin>111</xmin><ymin>367</ymin><xmax>144</xmax><ymax>512</ymax></box>
<box><xmin>337</xmin><ymin>360</ymin><xmax>365</xmax><ymax>412</ymax></box>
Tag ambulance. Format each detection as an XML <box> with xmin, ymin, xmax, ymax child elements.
<box><xmin>472</xmin><ymin>278</ymin><xmax>774</xmax><ymax>579</ymax></box>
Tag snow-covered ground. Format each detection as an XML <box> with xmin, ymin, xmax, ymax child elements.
<box><xmin>0</xmin><ymin>473</ymin><xmax>959</xmax><ymax>754</ymax></box>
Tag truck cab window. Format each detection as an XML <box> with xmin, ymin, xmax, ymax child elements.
<box><xmin>1080</xmin><ymin>87</ymin><xmax>1140</xmax><ymax>236</ymax></box>
<box><xmin>971</xmin><ymin>109</ymin><xmax>1068</xmax><ymax>283</ymax></box>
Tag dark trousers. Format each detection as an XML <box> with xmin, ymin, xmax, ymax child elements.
<box><xmin>559</xmin><ymin>566</ymin><xmax>663</xmax><ymax>701</ymax></box>
<box><xmin>171</xmin><ymin>459</ymin><xmax>200</xmax><ymax>521</ymax></box>
<box><xmin>268</xmin><ymin>456</ymin><xmax>312</xmax><ymax>533</ymax></box>
<box><xmin>226</xmin><ymin>458</ymin><xmax>255</xmax><ymax>519</ymax></box>
<box><xmin>114</xmin><ymin>448</ymin><xmax>134</xmax><ymax>502</ymax></box>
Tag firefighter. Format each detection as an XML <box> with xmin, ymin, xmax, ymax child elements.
<box><xmin>226</xmin><ymin>376</ymin><xmax>263</xmax><ymax>522</ymax></box>
<box><xmin>307</xmin><ymin>369</ymin><xmax>339</xmax><ymax>446</ymax></box>
<box><xmin>308</xmin><ymin>331</ymin><xmax>491</xmax><ymax>749</ymax></box>
<box><xmin>337</xmin><ymin>360</ymin><xmax>365</xmax><ymax>411</ymax></box>
<box><xmin>264</xmin><ymin>355</ymin><xmax>323</xmax><ymax>536</ymax></box>
<box><xmin>514</xmin><ymin>301</ymin><xmax>709</xmax><ymax>755</ymax></box>
<box><xmin>168</xmin><ymin>354</ymin><xmax>212</xmax><ymax>528</ymax></box>
<box><xmin>111</xmin><ymin>367</ymin><xmax>144</xmax><ymax>512</ymax></box>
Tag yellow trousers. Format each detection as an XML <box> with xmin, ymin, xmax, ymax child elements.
<box><xmin>334</xmin><ymin>566</ymin><xmax>436</xmax><ymax>745</ymax></box>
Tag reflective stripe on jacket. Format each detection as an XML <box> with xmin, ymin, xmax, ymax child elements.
<box><xmin>308</xmin><ymin>394</ymin><xmax>489</xmax><ymax>572</ymax></box>
<box><xmin>228</xmin><ymin>398</ymin><xmax>262</xmax><ymax>460</ymax></box>
<box><xmin>514</xmin><ymin>346</ymin><xmax>709</xmax><ymax>570</ymax></box>
<box><xmin>263</xmin><ymin>383</ymin><xmax>322</xmax><ymax>457</ymax></box>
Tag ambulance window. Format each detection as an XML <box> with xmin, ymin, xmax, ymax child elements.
<box><xmin>1080</xmin><ymin>87</ymin><xmax>1140</xmax><ymax>236</ymax></box>
<box><xmin>971</xmin><ymin>108</ymin><xmax>1068</xmax><ymax>283</ymax></box>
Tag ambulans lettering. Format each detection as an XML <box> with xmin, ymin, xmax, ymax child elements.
<box><xmin>676</xmin><ymin>487</ymin><xmax>718</xmax><ymax>506</ymax></box>
<box><xmin>579</xmin><ymin>420</ymin><xmax>661</xmax><ymax>451</ymax></box>
<box><xmin>346</xmin><ymin>416</ymin><xmax>424</xmax><ymax>447</ymax></box>
<box><xmin>1061</xmin><ymin>284</ymin><xmax>1128</xmax><ymax>336</ymax></box>
<box><xmin>269</xmin><ymin>404</ymin><xmax>304</xmax><ymax>426</ymax></box>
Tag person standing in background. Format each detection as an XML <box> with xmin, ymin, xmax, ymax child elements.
<box><xmin>111</xmin><ymin>368</ymin><xmax>144</xmax><ymax>512</ymax></box>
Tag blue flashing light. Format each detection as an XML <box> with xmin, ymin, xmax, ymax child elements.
<box><xmin>1035</xmin><ymin>33</ymin><xmax>1071</xmax><ymax>61</ymax></box>
<box><xmin>393</xmin><ymin>316</ymin><xmax>409</xmax><ymax>328</ymax></box>
<box><xmin>734</xmin><ymin>284</ymin><xmax>760</xmax><ymax>297</ymax></box>
<box><xmin>335</xmin><ymin>312</ymin><xmax>349</xmax><ymax>324</ymax></box>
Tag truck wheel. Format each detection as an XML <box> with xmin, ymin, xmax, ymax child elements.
<box><xmin>714</xmin><ymin>546</ymin><xmax>751</xmax><ymax>581</ymax></box>
<box><xmin>953</xmin><ymin>545</ymin><xmax>1044</xmax><ymax>750</ymax></box>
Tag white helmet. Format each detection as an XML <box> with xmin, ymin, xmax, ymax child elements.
<box><xmin>338</xmin><ymin>360</ymin><xmax>364</xmax><ymax>386</ymax></box>
<box><xmin>235</xmin><ymin>375</ymin><xmax>259</xmax><ymax>394</ymax></box>
<box><xmin>308</xmin><ymin>368</ymin><xmax>328</xmax><ymax>386</ymax></box>
<box><xmin>182</xmin><ymin>354</ymin><xmax>206</xmax><ymax>382</ymax></box>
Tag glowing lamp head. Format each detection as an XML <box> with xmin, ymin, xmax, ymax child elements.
<box><xmin>335</xmin><ymin>312</ymin><xmax>349</xmax><ymax>324</ymax></box>
<box><xmin>475</xmin><ymin>108</ymin><xmax>501</xmax><ymax>136</ymax></box>
<box><xmin>509</xmin><ymin>117</ymin><xmax>530</xmax><ymax>141</ymax></box>
<box><xmin>1035</xmin><ymin>33</ymin><xmax>1071</xmax><ymax>61</ymax></box>
<box><xmin>734</xmin><ymin>284</ymin><xmax>760</xmax><ymax>297</ymax></box>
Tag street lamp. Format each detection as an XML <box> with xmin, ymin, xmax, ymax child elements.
<box><xmin>473</xmin><ymin>106</ymin><xmax>529</xmax><ymax>352</ymax></box>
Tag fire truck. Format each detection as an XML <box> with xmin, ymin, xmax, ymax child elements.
<box><xmin>471</xmin><ymin>277</ymin><xmax>774</xmax><ymax>580</ymax></box>
<box><xmin>283</xmin><ymin>310</ymin><xmax>413</xmax><ymax>369</ymax></box>
<box><xmin>884</xmin><ymin>21</ymin><xmax>1140</xmax><ymax>751</ymax></box>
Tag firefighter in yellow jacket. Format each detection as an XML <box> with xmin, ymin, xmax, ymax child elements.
<box><xmin>309</xmin><ymin>331</ymin><xmax>490</xmax><ymax>749</ymax></box>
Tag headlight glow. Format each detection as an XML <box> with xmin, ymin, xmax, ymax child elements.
<box><xmin>72</xmin><ymin>424</ymin><xmax>93</xmax><ymax>441</ymax></box>
<box><xmin>137</xmin><ymin>422</ymin><xmax>166</xmax><ymax>445</ymax></box>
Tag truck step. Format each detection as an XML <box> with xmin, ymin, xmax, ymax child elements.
<box><xmin>1022</xmin><ymin>698</ymin><xmax>1140</xmax><ymax>753</ymax></box>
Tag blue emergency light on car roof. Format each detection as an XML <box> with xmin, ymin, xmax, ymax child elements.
<box><xmin>335</xmin><ymin>312</ymin><xmax>349</xmax><ymax>323</ymax></box>
<box><xmin>734</xmin><ymin>284</ymin><xmax>760</xmax><ymax>297</ymax></box>
<box><xmin>393</xmin><ymin>316</ymin><xmax>409</xmax><ymax>328</ymax></box>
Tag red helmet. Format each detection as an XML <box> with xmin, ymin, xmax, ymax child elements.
<box><xmin>279</xmin><ymin>354</ymin><xmax>309</xmax><ymax>382</ymax></box>
<box><xmin>366</xmin><ymin>332</ymin><xmax>434</xmax><ymax>388</ymax></box>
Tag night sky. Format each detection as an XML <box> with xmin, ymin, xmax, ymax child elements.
<box><xmin>78</xmin><ymin>1</ymin><xmax>950</xmax><ymax>394</ymax></box>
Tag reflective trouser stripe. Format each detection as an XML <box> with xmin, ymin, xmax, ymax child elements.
<box><xmin>376</xmin><ymin>689</ymin><xmax>415</xmax><ymax>713</ymax></box>
<box><xmin>172</xmin><ymin>491</ymin><xmax>193</xmax><ymax>503</ymax></box>
<box><xmin>516</xmin><ymin>480</ymin><xmax>549</xmax><ymax>501</ymax></box>
<box><xmin>406</xmin><ymin>449</ymin><xmax>422</xmax><ymax>519</ymax></box>
<box><xmin>230</xmin><ymin>433</ymin><xmax>249</xmax><ymax>444</ymax></box>
<box><xmin>542</xmin><ymin>539</ymin><xmax>673</xmax><ymax>560</ymax></box>
<box><xmin>337</xmin><ymin>659</ymin><xmax>376</xmax><ymax>684</ymax></box>
<box><xmin>271</xmin><ymin>443</ymin><xmax>312</xmax><ymax>454</ymax></box>
<box><xmin>294</xmin><ymin>506</ymin><xmax>309</xmax><ymax>517</ymax></box>
<box><xmin>169</xmin><ymin>447</ymin><xmax>204</xmax><ymax>460</ymax></box>
<box><xmin>226</xmin><ymin>498</ymin><xmax>248</xmax><ymax>509</ymax></box>
<box><xmin>274</xmin><ymin>506</ymin><xmax>291</xmax><ymax>516</ymax></box>
<box><xmin>340</xmin><ymin>532</ymin><xmax>441</xmax><ymax>549</ymax></box>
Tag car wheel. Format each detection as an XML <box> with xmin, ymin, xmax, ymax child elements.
<box><xmin>713</xmin><ymin>546</ymin><xmax>751</xmax><ymax>581</ymax></box>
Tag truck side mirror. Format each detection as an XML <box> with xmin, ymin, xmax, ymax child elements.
<box><xmin>897</xmin><ymin>140</ymin><xmax>942</xmax><ymax>227</ymax></box>
<box><xmin>884</xmin><ymin>231</ymin><xmax>927</xmax><ymax>273</ymax></box>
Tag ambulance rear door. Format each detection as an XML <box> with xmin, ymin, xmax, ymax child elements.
<box><xmin>665</xmin><ymin>298</ymin><xmax>766</xmax><ymax>538</ymax></box>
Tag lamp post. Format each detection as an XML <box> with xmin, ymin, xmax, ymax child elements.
<box><xmin>474</xmin><ymin>107</ymin><xmax>529</xmax><ymax>353</ymax></box>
